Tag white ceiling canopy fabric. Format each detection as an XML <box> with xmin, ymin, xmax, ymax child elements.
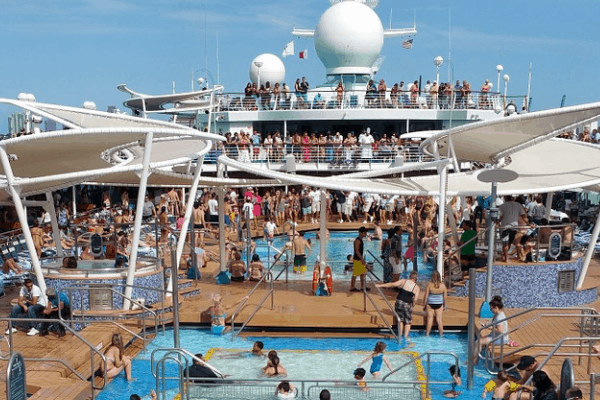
<box><xmin>421</xmin><ymin>101</ymin><xmax>600</xmax><ymax>163</ymax></box>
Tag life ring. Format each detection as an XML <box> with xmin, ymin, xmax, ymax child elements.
<box><xmin>325</xmin><ymin>266</ymin><xmax>333</xmax><ymax>294</ymax></box>
<box><xmin>312</xmin><ymin>265</ymin><xmax>320</xmax><ymax>294</ymax></box>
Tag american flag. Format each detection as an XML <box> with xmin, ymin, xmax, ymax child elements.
<box><xmin>402</xmin><ymin>39</ymin><xmax>413</xmax><ymax>50</ymax></box>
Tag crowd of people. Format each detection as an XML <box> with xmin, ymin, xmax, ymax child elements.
<box><xmin>234</xmin><ymin>77</ymin><xmax>503</xmax><ymax>111</ymax></box>
<box><xmin>210</xmin><ymin>128</ymin><xmax>427</xmax><ymax>164</ymax></box>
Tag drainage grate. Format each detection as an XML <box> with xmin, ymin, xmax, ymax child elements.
<box><xmin>557</xmin><ymin>269</ymin><xmax>575</xmax><ymax>293</ymax></box>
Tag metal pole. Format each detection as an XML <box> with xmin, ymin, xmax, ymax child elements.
<box><xmin>218</xmin><ymin>185</ymin><xmax>227</xmax><ymax>273</ymax></box>
<box><xmin>72</xmin><ymin>185</ymin><xmax>77</xmax><ymax>219</ymax></box>
<box><xmin>124</xmin><ymin>131</ymin><xmax>154</xmax><ymax>309</ymax></box>
<box><xmin>412</xmin><ymin>212</ymin><xmax>418</xmax><ymax>270</ymax></box>
<box><xmin>467</xmin><ymin>267</ymin><xmax>476</xmax><ymax>389</ymax></box>
<box><xmin>45</xmin><ymin>192</ymin><xmax>63</xmax><ymax>258</ymax></box>
<box><xmin>485</xmin><ymin>182</ymin><xmax>497</xmax><ymax>303</ymax></box>
<box><xmin>436</xmin><ymin>166</ymin><xmax>448</xmax><ymax>278</ymax></box>
<box><xmin>174</xmin><ymin>155</ymin><xmax>205</xmax><ymax>280</ymax></box>
<box><xmin>319</xmin><ymin>189</ymin><xmax>327</xmax><ymax>272</ymax></box>
<box><xmin>0</xmin><ymin>146</ymin><xmax>46</xmax><ymax>293</ymax></box>
<box><xmin>577</xmin><ymin>207</ymin><xmax>600</xmax><ymax>289</ymax></box>
<box><xmin>171</xmin><ymin>247</ymin><xmax>180</xmax><ymax>348</ymax></box>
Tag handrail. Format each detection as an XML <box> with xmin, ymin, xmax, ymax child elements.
<box><xmin>2</xmin><ymin>316</ymin><xmax>107</xmax><ymax>398</ymax></box>
<box><xmin>362</xmin><ymin>272</ymin><xmax>403</xmax><ymax>342</ymax></box>
<box><xmin>382</xmin><ymin>350</ymin><xmax>460</xmax><ymax>398</ymax></box>
<box><xmin>60</xmin><ymin>284</ymin><xmax>163</xmax><ymax>352</ymax></box>
<box><xmin>151</xmin><ymin>347</ymin><xmax>226</xmax><ymax>379</ymax></box>
<box><xmin>365</xmin><ymin>249</ymin><xmax>384</xmax><ymax>281</ymax></box>
<box><xmin>477</xmin><ymin>307</ymin><xmax>598</xmax><ymax>373</ymax></box>
<box><xmin>62</xmin><ymin>282</ymin><xmax>170</xmax><ymax>334</ymax></box>
<box><xmin>230</xmin><ymin>256</ymin><xmax>279</xmax><ymax>339</ymax></box>
<box><xmin>151</xmin><ymin>363</ymin><xmax>458</xmax><ymax>400</ymax></box>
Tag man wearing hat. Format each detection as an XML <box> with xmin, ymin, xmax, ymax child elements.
<box><xmin>40</xmin><ymin>287</ymin><xmax>71</xmax><ymax>337</ymax></box>
<box><xmin>350</xmin><ymin>227</ymin><xmax>370</xmax><ymax>292</ymax></box>
<box><xmin>515</xmin><ymin>355</ymin><xmax>546</xmax><ymax>385</ymax></box>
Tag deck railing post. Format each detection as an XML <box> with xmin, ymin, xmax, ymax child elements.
<box><xmin>467</xmin><ymin>267</ymin><xmax>476</xmax><ymax>390</ymax></box>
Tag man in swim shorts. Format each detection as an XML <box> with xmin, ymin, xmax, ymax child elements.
<box><xmin>292</xmin><ymin>231</ymin><xmax>311</xmax><ymax>273</ymax></box>
<box><xmin>350</xmin><ymin>227</ymin><xmax>370</xmax><ymax>292</ymax></box>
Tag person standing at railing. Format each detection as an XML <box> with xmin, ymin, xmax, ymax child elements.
<box><xmin>309</xmin><ymin>133</ymin><xmax>319</xmax><ymax>161</ymax></box>
<box><xmin>251</xmin><ymin>131</ymin><xmax>262</xmax><ymax>161</ymax></box>
<box><xmin>390</xmin><ymin>83</ymin><xmax>399</xmax><ymax>108</ymax></box>
<box><xmin>365</xmin><ymin>79</ymin><xmax>377</xmax><ymax>108</ymax></box>
<box><xmin>273</xmin><ymin>132</ymin><xmax>284</xmax><ymax>161</ymax></box>
<box><xmin>453</xmin><ymin>80</ymin><xmax>462</xmax><ymax>109</ymax></box>
<box><xmin>443</xmin><ymin>82</ymin><xmax>453</xmax><ymax>109</ymax></box>
<box><xmin>244</xmin><ymin>83</ymin><xmax>253</xmax><ymax>110</ymax></box>
<box><xmin>360</xmin><ymin>129</ymin><xmax>374</xmax><ymax>160</ymax></box>
<box><xmin>301</xmin><ymin>132</ymin><xmax>311</xmax><ymax>162</ymax></box>
<box><xmin>480</xmin><ymin>79</ymin><xmax>491</xmax><ymax>109</ymax></box>
<box><xmin>410</xmin><ymin>80</ymin><xmax>420</xmax><ymax>109</ymax></box>
<box><xmin>336</xmin><ymin>81</ymin><xmax>344</xmax><ymax>108</ymax></box>
<box><xmin>282</xmin><ymin>83</ymin><xmax>291</xmax><ymax>109</ymax></box>
<box><xmin>238</xmin><ymin>132</ymin><xmax>251</xmax><ymax>163</ymax></box>
<box><xmin>300</xmin><ymin>77</ymin><xmax>310</xmax><ymax>103</ymax></box>
<box><xmin>377</xmin><ymin>79</ymin><xmax>387</xmax><ymax>108</ymax></box>
<box><xmin>333</xmin><ymin>131</ymin><xmax>343</xmax><ymax>160</ymax></box>
<box><xmin>272</xmin><ymin>82</ymin><xmax>280</xmax><ymax>109</ymax></box>
<box><xmin>461</xmin><ymin>80</ymin><xmax>471</xmax><ymax>108</ymax></box>
<box><xmin>429</xmin><ymin>81</ymin><xmax>438</xmax><ymax>109</ymax></box>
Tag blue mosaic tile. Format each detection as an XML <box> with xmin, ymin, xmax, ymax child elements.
<box><xmin>450</xmin><ymin>257</ymin><xmax>598</xmax><ymax>307</ymax></box>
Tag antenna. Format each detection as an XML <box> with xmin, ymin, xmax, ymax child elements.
<box><xmin>217</xmin><ymin>32</ymin><xmax>220</xmax><ymax>84</ymax></box>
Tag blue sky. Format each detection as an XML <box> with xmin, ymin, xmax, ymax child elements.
<box><xmin>1</xmin><ymin>0</ymin><xmax>599</xmax><ymax>129</ymax></box>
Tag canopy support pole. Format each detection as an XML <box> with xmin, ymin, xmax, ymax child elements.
<box><xmin>577</xmin><ymin>206</ymin><xmax>600</xmax><ymax>289</ymax></box>
<box><xmin>173</xmin><ymin>155</ymin><xmax>205</xmax><ymax>293</ymax></box>
<box><xmin>218</xmin><ymin>162</ymin><xmax>227</xmax><ymax>274</ymax></box>
<box><xmin>436</xmin><ymin>165</ymin><xmax>448</xmax><ymax>278</ymax></box>
<box><xmin>45</xmin><ymin>192</ymin><xmax>63</xmax><ymax>258</ymax></box>
<box><xmin>0</xmin><ymin>146</ymin><xmax>46</xmax><ymax>293</ymax></box>
<box><xmin>124</xmin><ymin>132</ymin><xmax>154</xmax><ymax>309</ymax></box>
<box><xmin>319</xmin><ymin>189</ymin><xmax>327</xmax><ymax>274</ymax></box>
<box><xmin>545</xmin><ymin>192</ymin><xmax>554</xmax><ymax>220</ymax></box>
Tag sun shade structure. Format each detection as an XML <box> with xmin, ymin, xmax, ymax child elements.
<box><xmin>117</xmin><ymin>84</ymin><xmax>223</xmax><ymax>114</ymax></box>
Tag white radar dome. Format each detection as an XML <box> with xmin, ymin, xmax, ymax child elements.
<box><xmin>249</xmin><ymin>54</ymin><xmax>285</xmax><ymax>87</ymax></box>
<box><xmin>315</xmin><ymin>1</ymin><xmax>384</xmax><ymax>76</ymax></box>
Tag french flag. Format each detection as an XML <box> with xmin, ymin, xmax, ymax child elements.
<box><xmin>299</xmin><ymin>50</ymin><xmax>308</xmax><ymax>59</ymax></box>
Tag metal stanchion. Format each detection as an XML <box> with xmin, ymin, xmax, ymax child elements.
<box><xmin>467</xmin><ymin>267</ymin><xmax>476</xmax><ymax>389</ymax></box>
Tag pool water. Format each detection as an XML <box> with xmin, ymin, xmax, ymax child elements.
<box><xmin>250</xmin><ymin>231</ymin><xmax>435</xmax><ymax>282</ymax></box>
<box><xmin>97</xmin><ymin>329</ymin><xmax>495</xmax><ymax>400</ymax></box>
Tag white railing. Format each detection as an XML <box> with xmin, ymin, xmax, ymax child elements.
<box><xmin>205</xmin><ymin>144</ymin><xmax>433</xmax><ymax>164</ymax></box>
<box><xmin>214</xmin><ymin>89</ymin><xmax>517</xmax><ymax>112</ymax></box>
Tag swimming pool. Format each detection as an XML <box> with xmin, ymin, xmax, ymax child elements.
<box><xmin>96</xmin><ymin>329</ymin><xmax>495</xmax><ymax>400</ymax></box>
<box><xmin>250</xmin><ymin>231</ymin><xmax>435</xmax><ymax>282</ymax></box>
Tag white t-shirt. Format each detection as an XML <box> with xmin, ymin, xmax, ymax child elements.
<box><xmin>20</xmin><ymin>285</ymin><xmax>47</xmax><ymax>307</ymax></box>
<box><xmin>265</xmin><ymin>221</ymin><xmax>277</xmax><ymax>235</ymax></box>
<box><xmin>208</xmin><ymin>199</ymin><xmax>219</xmax><ymax>216</ymax></box>
<box><xmin>499</xmin><ymin>201</ymin><xmax>525</xmax><ymax>228</ymax></box>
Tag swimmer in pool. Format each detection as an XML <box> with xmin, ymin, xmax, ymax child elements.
<box><xmin>252</xmin><ymin>341</ymin><xmax>265</xmax><ymax>356</ymax></box>
<box><xmin>357</xmin><ymin>341</ymin><xmax>393</xmax><ymax>379</ymax></box>
<box><xmin>263</xmin><ymin>356</ymin><xmax>287</xmax><ymax>377</ymax></box>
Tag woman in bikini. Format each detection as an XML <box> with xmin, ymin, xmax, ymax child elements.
<box><xmin>423</xmin><ymin>271</ymin><xmax>447</xmax><ymax>336</ymax></box>
<box><xmin>102</xmin><ymin>333</ymin><xmax>133</xmax><ymax>381</ymax></box>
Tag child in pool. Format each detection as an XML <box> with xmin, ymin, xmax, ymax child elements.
<box><xmin>353</xmin><ymin>368</ymin><xmax>368</xmax><ymax>391</ymax></box>
<box><xmin>275</xmin><ymin>380</ymin><xmax>296</xmax><ymax>399</ymax></box>
<box><xmin>263</xmin><ymin>356</ymin><xmax>287</xmax><ymax>377</ymax></box>
<box><xmin>481</xmin><ymin>370</ymin><xmax>519</xmax><ymax>400</ymax></box>
<box><xmin>444</xmin><ymin>365</ymin><xmax>462</xmax><ymax>398</ymax></box>
<box><xmin>357</xmin><ymin>341</ymin><xmax>393</xmax><ymax>379</ymax></box>
<box><xmin>262</xmin><ymin>350</ymin><xmax>278</xmax><ymax>372</ymax></box>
